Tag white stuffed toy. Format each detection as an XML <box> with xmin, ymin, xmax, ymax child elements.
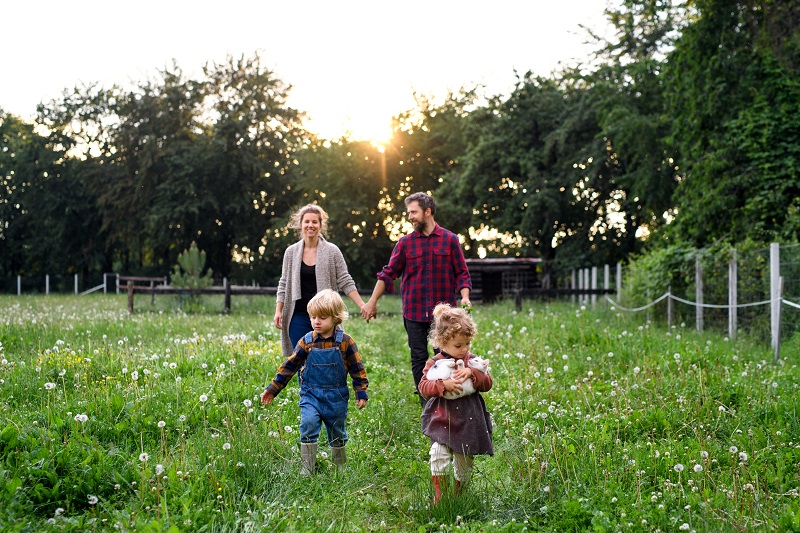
<box><xmin>426</xmin><ymin>356</ymin><xmax>490</xmax><ymax>399</ymax></box>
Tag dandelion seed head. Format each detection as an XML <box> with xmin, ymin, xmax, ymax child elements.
<box><xmin>738</xmin><ymin>451</ymin><xmax>748</xmax><ymax>462</ymax></box>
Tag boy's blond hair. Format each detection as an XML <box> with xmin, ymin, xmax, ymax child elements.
<box><xmin>428</xmin><ymin>303</ymin><xmax>477</xmax><ymax>348</ymax></box>
<box><xmin>307</xmin><ymin>289</ymin><xmax>348</xmax><ymax>324</ymax></box>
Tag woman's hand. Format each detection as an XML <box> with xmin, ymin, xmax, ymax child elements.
<box><xmin>273</xmin><ymin>310</ymin><xmax>282</xmax><ymax>329</ymax></box>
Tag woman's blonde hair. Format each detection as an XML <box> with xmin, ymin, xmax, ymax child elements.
<box><xmin>428</xmin><ymin>303</ymin><xmax>477</xmax><ymax>348</ymax></box>
<box><xmin>289</xmin><ymin>203</ymin><xmax>329</xmax><ymax>238</ymax></box>
<box><xmin>307</xmin><ymin>289</ymin><xmax>348</xmax><ymax>325</ymax></box>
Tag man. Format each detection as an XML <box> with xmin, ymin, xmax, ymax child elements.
<box><xmin>361</xmin><ymin>192</ymin><xmax>472</xmax><ymax>406</ymax></box>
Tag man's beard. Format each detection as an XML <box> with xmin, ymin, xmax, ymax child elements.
<box><xmin>413</xmin><ymin>220</ymin><xmax>427</xmax><ymax>233</ymax></box>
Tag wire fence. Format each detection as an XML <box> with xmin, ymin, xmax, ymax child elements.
<box><xmin>586</xmin><ymin>242</ymin><xmax>800</xmax><ymax>361</ymax></box>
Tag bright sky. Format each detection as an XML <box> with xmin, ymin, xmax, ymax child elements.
<box><xmin>3</xmin><ymin>0</ymin><xmax>611</xmax><ymax>141</ymax></box>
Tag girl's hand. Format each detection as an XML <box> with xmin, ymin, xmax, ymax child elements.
<box><xmin>442</xmin><ymin>378</ymin><xmax>463</xmax><ymax>394</ymax></box>
<box><xmin>452</xmin><ymin>367</ymin><xmax>473</xmax><ymax>381</ymax></box>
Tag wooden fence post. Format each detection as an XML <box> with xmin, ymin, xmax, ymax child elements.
<box><xmin>46</xmin><ymin>274</ymin><xmax>50</xmax><ymax>295</ymax></box>
<box><xmin>127</xmin><ymin>280</ymin><xmax>135</xmax><ymax>314</ymax></box>
<box><xmin>571</xmin><ymin>269</ymin><xmax>576</xmax><ymax>304</ymax></box>
<box><xmin>616</xmin><ymin>262</ymin><xmax>622</xmax><ymax>303</ymax></box>
<box><xmin>17</xmin><ymin>275</ymin><xmax>21</xmax><ymax>296</ymax></box>
<box><xmin>696</xmin><ymin>256</ymin><xmax>703</xmax><ymax>333</ymax></box>
<box><xmin>604</xmin><ymin>264</ymin><xmax>610</xmax><ymax>307</ymax></box>
<box><xmin>224</xmin><ymin>278</ymin><xmax>231</xmax><ymax>314</ymax></box>
<box><xmin>74</xmin><ymin>274</ymin><xmax>79</xmax><ymax>295</ymax></box>
<box><xmin>667</xmin><ymin>285</ymin><xmax>673</xmax><ymax>328</ymax></box>
<box><xmin>771</xmin><ymin>243</ymin><xmax>781</xmax><ymax>356</ymax></box>
<box><xmin>591</xmin><ymin>266</ymin><xmax>598</xmax><ymax>307</ymax></box>
<box><xmin>775</xmin><ymin>277</ymin><xmax>783</xmax><ymax>363</ymax></box>
<box><xmin>584</xmin><ymin>268</ymin><xmax>590</xmax><ymax>305</ymax></box>
<box><xmin>729</xmin><ymin>248</ymin><xmax>737</xmax><ymax>339</ymax></box>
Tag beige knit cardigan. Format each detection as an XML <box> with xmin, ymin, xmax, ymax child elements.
<box><xmin>276</xmin><ymin>237</ymin><xmax>358</xmax><ymax>356</ymax></box>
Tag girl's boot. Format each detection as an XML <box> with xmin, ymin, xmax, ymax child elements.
<box><xmin>331</xmin><ymin>445</ymin><xmax>347</xmax><ymax>471</ymax></box>
<box><xmin>432</xmin><ymin>476</ymin><xmax>445</xmax><ymax>504</ymax></box>
<box><xmin>300</xmin><ymin>442</ymin><xmax>317</xmax><ymax>476</ymax></box>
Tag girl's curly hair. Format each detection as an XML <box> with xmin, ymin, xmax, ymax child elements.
<box><xmin>428</xmin><ymin>303</ymin><xmax>477</xmax><ymax>348</ymax></box>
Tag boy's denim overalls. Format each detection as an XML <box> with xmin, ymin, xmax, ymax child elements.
<box><xmin>298</xmin><ymin>329</ymin><xmax>349</xmax><ymax>447</ymax></box>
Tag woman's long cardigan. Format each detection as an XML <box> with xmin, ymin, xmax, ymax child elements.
<box><xmin>276</xmin><ymin>237</ymin><xmax>358</xmax><ymax>356</ymax></box>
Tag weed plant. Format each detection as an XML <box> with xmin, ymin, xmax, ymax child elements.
<box><xmin>0</xmin><ymin>294</ymin><xmax>799</xmax><ymax>532</ymax></box>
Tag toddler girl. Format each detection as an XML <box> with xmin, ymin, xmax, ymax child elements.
<box><xmin>418</xmin><ymin>303</ymin><xmax>493</xmax><ymax>503</ymax></box>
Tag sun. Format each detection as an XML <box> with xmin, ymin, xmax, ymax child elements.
<box><xmin>304</xmin><ymin>110</ymin><xmax>393</xmax><ymax>145</ymax></box>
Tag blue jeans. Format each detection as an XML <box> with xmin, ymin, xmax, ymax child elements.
<box><xmin>289</xmin><ymin>312</ymin><xmax>312</xmax><ymax>351</ymax></box>
<box><xmin>298</xmin><ymin>330</ymin><xmax>349</xmax><ymax>447</ymax></box>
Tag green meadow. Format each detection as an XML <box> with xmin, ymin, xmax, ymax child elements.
<box><xmin>1</xmin><ymin>294</ymin><xmax>799</xmax><ymax>532</ymax></box>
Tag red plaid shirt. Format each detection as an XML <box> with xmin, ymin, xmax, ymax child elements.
<box><xmin>377</xmin><ymin>223</ymin><xmax>471</xmax><ymax>322</ymax></box>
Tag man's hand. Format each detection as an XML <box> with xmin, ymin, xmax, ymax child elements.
<box><xmin>356</xmin><ymin>398</ymin><xmax>367</xmax><ymax>410</ymax></box>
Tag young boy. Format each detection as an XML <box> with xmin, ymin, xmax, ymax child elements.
<box><xmin>261</xmin><ymin>289</ymin><xmax>368</xmax><ymax>475</ymax></box>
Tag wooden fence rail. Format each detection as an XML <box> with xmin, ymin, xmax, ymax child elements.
<box><xmin>126</xmin><ymin>281</ymin><xmax>277</xmax><ymax>313</ymax></box>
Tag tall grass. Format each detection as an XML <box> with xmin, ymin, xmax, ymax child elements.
<box><xmin>1</xmin><ymin>294</ymin><xmax>799</xmax><ymax>532</ymax></box>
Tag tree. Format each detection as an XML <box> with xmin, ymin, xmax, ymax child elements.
<box><xmin>664</xmin><ymin>0</ymin><xmax>800</xmax><ymax>245</ymax></box>
<box><xmin>0</xmin><ymin>110</ymin><xmax>106</xmax><ymax>283</ymax></box>
<box><xmin>171</xmin><ymin>242</ymin><xmax>213</xmax><ymax>289</ymax></box>
<box><xmin>36</xmin><ymin>53</ymin><xmax>306</xmax><ymax>280</ymax></box>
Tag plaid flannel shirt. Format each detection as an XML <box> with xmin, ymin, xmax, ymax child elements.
<box><xmin>376</xmin><ymin>223</ymin><xmax>471</xmax><ymax>322</ymax></box>
<box><xmin>265</xmin><ymin>328</ymin><xmax>368</xmax><ymax>400</ymax></box>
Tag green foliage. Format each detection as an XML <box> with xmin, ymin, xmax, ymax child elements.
<box><xmin>170</xmin><ymin>242</ymin><xmax>213</xmax><ymax>289</ymax></box>
<box><xmin>34</xmin><ymin>53</ymin><xmax>304</xmax><ymax>279</ymax></box>
<box><xmin>0</xmin><ymin>112</ymin><xmax>106</xmax><ymax>279</ymax></box>
<box><xmin>665</xmin><ymin>0</ymin><xmax>800</xmax><ymax>246</ymax></box>
<box><xmin>4</xmin><ymin>0</ymin><xmax>800</xmax><ymax>293</ymax></box>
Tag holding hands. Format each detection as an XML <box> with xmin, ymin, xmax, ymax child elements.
<box><xmin>360</xmin><ymin>301</ymin><xmax>377</xmax><ymax>322</ymax></box>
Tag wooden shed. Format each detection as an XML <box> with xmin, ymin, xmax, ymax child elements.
<box><xmin>466</xmin><ymin>258</ymin><xmax>542</xmax><ymax>302</ymax></box>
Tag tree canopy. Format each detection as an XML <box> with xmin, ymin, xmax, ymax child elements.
<box><xmin>2</xmin><ymin>1</ymin><xmax>799</xmax><ymax>290</ymax></box>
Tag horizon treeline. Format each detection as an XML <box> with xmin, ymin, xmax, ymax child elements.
<box><xmin>2</xmin><ymin>0</ymin><xmax>799</xmax><ymax>290</ymax></box>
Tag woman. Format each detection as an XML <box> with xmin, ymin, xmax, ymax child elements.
<box><xmin>274</xmin><ymin>204</ymin><xmax>367</xmax><ymax>357</ymax></box>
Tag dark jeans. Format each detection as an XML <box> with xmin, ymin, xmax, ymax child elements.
<box><xmin>404</xmin><ymin>318</ymin><xmax>436</xmax><ymax>406</ymax></box>
<box><xmin>289</xmin><ymin>312</ymin><xmax>312</xmax><ymax>351</ymax></box>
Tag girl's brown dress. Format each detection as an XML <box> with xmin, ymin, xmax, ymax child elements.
<box><xmin>418</xmin><ymin>353</ymin><xmax>494</xmax><ymax>456</ymax></box>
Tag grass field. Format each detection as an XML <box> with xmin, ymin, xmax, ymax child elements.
<box><xmin>1</xmin><ymin>293</ymin><xmax>799</xmax><ymax>532</ymax></box>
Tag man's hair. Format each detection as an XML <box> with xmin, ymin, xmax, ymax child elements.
<box><xmin>289</xmin><ymin>203</ymin><xmax>329</xmax><ymax>238</ymax></box>
<box><xmin>404</xmin><ymin>192</ymin><xmax>436</xmax><ymax>216</ymax></box>
<box><xmin>307</xmin><ymin>289</ymin><xmax>348</xmax><ymax>325</ymax></box>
